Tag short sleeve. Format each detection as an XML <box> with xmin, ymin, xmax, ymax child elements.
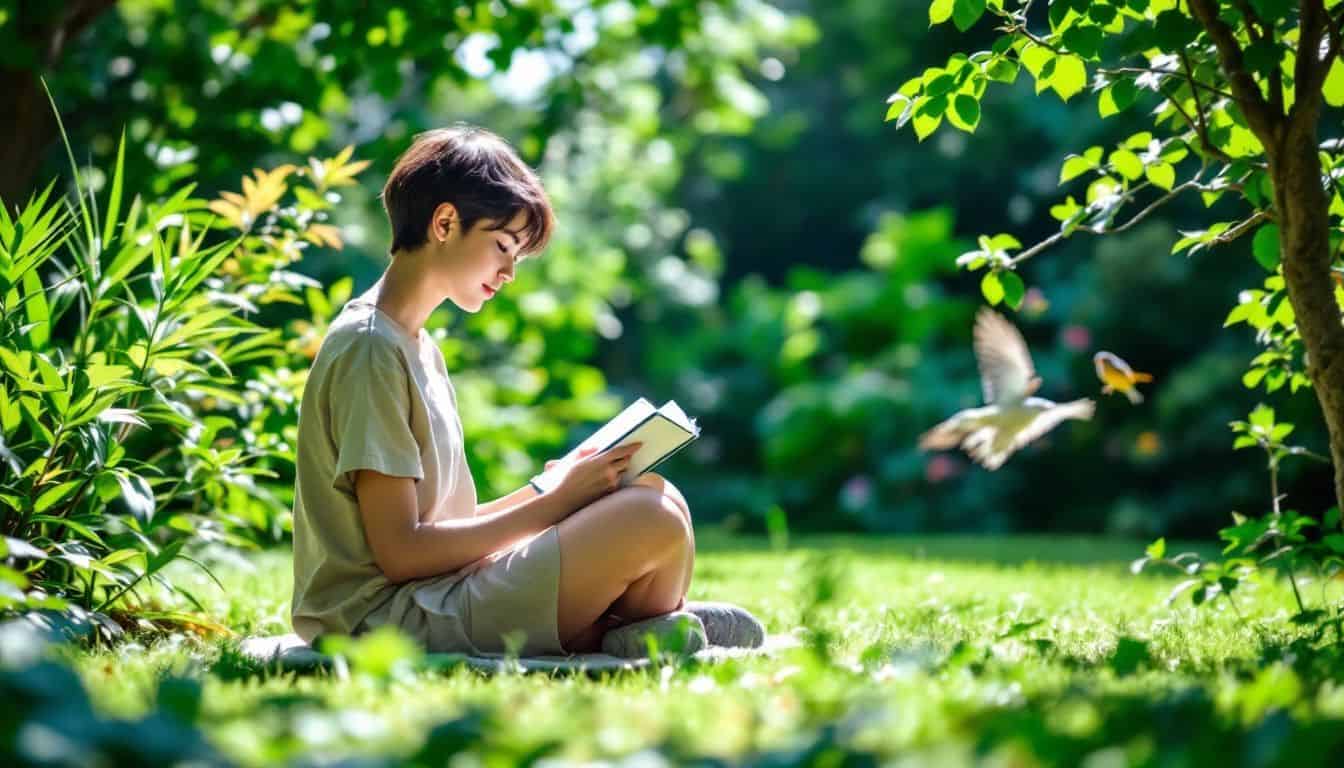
<box><xmin>328</xmin><ymin>336</ymin><xmax>424</xmax><ymax>495</ymax></box>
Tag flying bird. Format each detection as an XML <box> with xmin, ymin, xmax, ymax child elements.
<box><xmin>919</xmin><ymin>308</ymin><xmax>1096</xmax><ymax>470</ymax></box>
<box><xmin>1093</xmin><ymin>351</ymin><xmax>1153</xmax><ymax>405</ymax></box>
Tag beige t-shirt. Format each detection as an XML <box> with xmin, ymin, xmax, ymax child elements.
<box><xmin>290</xmin><ymin>285</ymin><xmax>478</xmax><ymax>642</ymax></box>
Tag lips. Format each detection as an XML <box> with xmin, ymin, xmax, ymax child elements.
<box><xmin>482</xmin><ymin>283</ymin><xmax>497</xmax><ymax>297</ymax></box>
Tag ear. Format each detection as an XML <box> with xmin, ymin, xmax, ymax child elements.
<box><xmin>429</xmin><ymin>202</ymin><xmax>459</xmax><ymax>243</ymax></box>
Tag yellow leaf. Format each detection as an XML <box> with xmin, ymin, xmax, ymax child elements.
<box><xmin>208</xmin><ymin>200</ymin><xmax>243</xmax><ymax>229</ymax></box>
<box><xmin>304</xmin><ymin>224</ymin><xmax>344</xmax><ymax>249</ymax></box>
<box><xmin>325</xmin><ymin>159</ymin><xmax>370</xmax><ymax>187</ymax></box>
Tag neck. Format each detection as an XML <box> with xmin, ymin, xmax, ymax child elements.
<box><xmin>373</xmin><ymin>247</ymin><xmax>446</xmax><ymax>340</ymax></box>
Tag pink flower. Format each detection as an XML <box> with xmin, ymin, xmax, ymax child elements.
<box><xmin>1022</xmin><ymin>287</ymin><xmax>1050</xmax><ymax>317</ymax></box>
<box><xmin>841</xmin><ymin>475</ymin><xmax>873</xmax><ymax>509</ymax></box>
<box><xmin>1061</xmin><ymin>324</ymin><xmax>1092</xmax><ymax>351</ymax></box>
<box><xmin>925</xmin><ymin>455</ymin><xmax>961</xmax><ymax>484</ymax></box>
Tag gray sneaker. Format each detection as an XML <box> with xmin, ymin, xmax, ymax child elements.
<box><xmin>684</xmin><ymin>601</ymin><xmax>765</xmax><ymax>649</ymax></box>
<box><xmin>600</xmin><ymin>611</ymin><xmax>707</xmax><ymax>658</ymax></box>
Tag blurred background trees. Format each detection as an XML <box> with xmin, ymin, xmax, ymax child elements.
<box><xmin>3</xmin><ymin>0</ymin><xmax>1334</xmax><ymax>551</ymax></box>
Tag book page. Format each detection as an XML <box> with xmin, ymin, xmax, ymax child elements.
<box><xmin>531</xmin><ymin>399</ymin><xmax>655</xmax><ymax>493</ymax></box>
<box><xmin>530</xmin><ymin>398</ymin><xmax>698</xmax><ymax>494</ymax></box>
<box><xmin>616</xmin><ymin>413</ymin><xmax>697</xmax><ymax>482</ymax></box>
<box><xmin>658</xmin><ymin>400</ymin><xmax>697</xmax><ymax>433</ymax></box>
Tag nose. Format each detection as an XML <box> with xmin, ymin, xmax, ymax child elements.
<box><xmin>500</xmin><ymin>262</ymin><xmax>515</xmax><ymax>284</ymax></box>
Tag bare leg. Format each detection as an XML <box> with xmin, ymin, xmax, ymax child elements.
<box><xmin>630</xmin><ymin>473</ymin><xmax>694</xmax><ymax>604</ymax></box>
<box><xmin>554</xmin><ymin>486</ymin><xmax>694</xmax><ymax>652</ymax></box>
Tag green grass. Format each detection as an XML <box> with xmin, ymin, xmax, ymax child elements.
<box><xmin>55</xmin><ymin>534</ymin><xmax>1344</xmax><ymax>766</ymax></box>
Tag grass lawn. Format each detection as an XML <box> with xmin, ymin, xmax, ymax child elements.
<box><xmin>44</xmin><ymin>533</ymin><xmax>1344</xmax><ymax>766</ymax></box>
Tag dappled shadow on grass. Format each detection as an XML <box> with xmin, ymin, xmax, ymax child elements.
<box><xmin>695</xmin><ymin>529</ymin><xmax>1221</xmax><ymax>567</ymax></box>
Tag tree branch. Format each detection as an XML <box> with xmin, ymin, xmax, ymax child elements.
<box><xmin>47</xmin><ymin>0</ymin><xmax>118</xmax><ymax>66</ymax></box>
<box><xmin>1209</xmin><ymin>210</ymin><xmax>1273</xmax><ymax>246</ymax></box>
<box><xmin>1006</xmin><ymin>179</ymin><xmax>1205</xmax><ymax>268</ymax></box>
<box><xmin>1292</xmin><ymin>0</ymin><xmax>1331</xmax><ymax>121</ymax></box>
<box><xmin>1008</xmin><ymin>22</ymin><xmax>1241</xmax><ymax>103</ymax></box>
<box><xmin>1175</xmin><ymin>52</ymin><xmax>1236</xmax><ymax>164</ymax></box>
<box><xmin>1099</xmin><ymin>65</ymin><xmax>1239</xmax><ymax>102</ymax></box>
<box><xmin>1187</xmin><ymin>0</ymin><xmax>1280</xmax><ymax>140</ymax></box>
<box><xmin>1233</xmin><ymin>0</ymin><xmax>1270</xmax><ymax>43</ymax></box>
<box><xmin>1232</xmin><ymin>0</ymin><xmax>1287</xmax><ymax>115</ymax></box>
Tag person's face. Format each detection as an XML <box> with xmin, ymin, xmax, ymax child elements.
<box><xmin>433</xmin><ymin>206</ymin><xmax>530</xmax><ymax>313</ymax></box>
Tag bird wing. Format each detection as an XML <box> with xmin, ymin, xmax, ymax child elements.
<box><xmin>1010</xmin><ymin>398</ymin><xmax>1095</xmax><ymax>453</ymax></box>
<box><xmin>974</xmin><ymin>308</ymin><xmax>1036</xmax><ymax>404</ymax></box>
<box><xmin>918</xmin><ymin>406</ymin><xmax>995</xmax><ymax>450</ymax></box>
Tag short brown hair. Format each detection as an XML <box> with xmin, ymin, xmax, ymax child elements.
<box><xmin>381</xmin><ymin>124</ymin><xmax>554</xmax><ymax>255</ymax></box>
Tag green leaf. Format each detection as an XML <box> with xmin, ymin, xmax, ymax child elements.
<box><xmin>1252</xmin><ymin>224</ymin><xmax>1281</xmax><ymax>272</ymax></box>
<box><xmin>1061</xmin><ymin>25</ymin><xmax>1102</xmax><ymax>58</ymax></box>
<box><xmin>1050</xmin><ymin>195</ymin><xmax>1082</xmax><ymax>221</ymax></box>
<box><xmin>886</xmin><ymin>94</ymin><xmax>915</xmax><ymax>125</ymax></box>
<box><xmin>1145</xmin><ymin>162</ymin><xmax>1175</xmax><ymax>191</ymax></box>
<box><xmin>913</xmin><ymin>111</ymin><xmax>942</xmax><ymax>141</ymax></box>
<box><xmin>1146</xmin><ymin>537</ymin><xmax>1166</xmax><ymax>559</ymax></box>
<box><xmin>949</xmin><ymin>94</ymin><xmax>981</xmax><ymax>131</ymax></box>
<box><xmin>986</xmin><ymin>234</ymin><xmax>1022</xmax><ymax>250</ymax></box>
<box><xmin>1249</xmin><ymin>404</ymin><xmax>1275</xmax><ymax>430</ymax></box>
<box><xmin>951</xmin><ymin>0</ymin><xmax>986</xmax><ymax>31</ymax></box>
<box><xmin>1060</xmin><ymin>155</ymin><xmax>1097</xmax><ymax>184</ymax></box>
<box><xmin>115</xmin><ymin>472</ymin><xmax>157</xmax><ymax>525</ymax></box>
<box><xmin>34</xmin><ymin>480</ymin><xmax>82</xmax><ymax>514</ymax></box>
<box><xmin>1325</xmin><ymin>58</ymin><xmax>1344</xmax><ymax>107</ymax></box>
<box><xmin>925</xmin><ymin>74</ymin><xmax>956</xmax><ymax>98</ymax></box>
<box><xmin>1089</xmin><ymin>4</ymin><xmax>1118</xmax><ymax>25</ymax></box>
<box><xmin>929</xmin><ymin>0</ymin><xmax>954</xmax><ymax>25</ymax></box>
<box><xmin>1154</xmin><ymin>10</ymin><xmax>1201</xmax><ymax>48</ymax></box>
<box><xmin>1050</xmin><ymin>55</ymin><xmax>1087</xmax><ymax>102</ymax></box>
<box><xmin>1244</xmin><ymin>39</ymin><xmax>1284</xmax><ymax>78</ymax></box>
<box><xmin>999</xmin><ymin>271</ymin><xmax>1025</xmax><ymax>309</ymax></box>
<box><xmin>102</xmin><ymin>130</ymin><xmax>127</xmax><ymax>249</ymax></box>
<box><xmin>1020</xmin><ymin>44</ymin><xmax>1054</xmax><ymax>80</ymax></box>
<box><xmin>1048</xmin><ymin>0</ymin><xmax>1072</xmax><ymax>30</ymax></box>
<box><xmin>986</xmin><ymin>57</ymin><xmax>1019</xmax><ymax>84</ymax></box>
<box><xmin>1098</xmin><ymin>79</ymin><xmax>1137</xmax><ymax>117</ymax></box>
<box><xmin>981</xmin><ymin>272</ymin><xmax>1005</xmax><ymax>305</ymax></box>
<box><xmin>1109</xmin><ymin>149</ymin><xmax>1144</xmax><ymax>181</ymax></box>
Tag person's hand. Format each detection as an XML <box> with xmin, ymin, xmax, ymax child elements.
<box><xmin>550</xmin><ymin>442</ymin><xmax>643</xmax><ymax>512</ymax></box>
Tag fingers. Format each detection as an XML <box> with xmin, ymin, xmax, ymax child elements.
<box><xmin>607</xmin><ymin>442</ymin><xmax>643</xmax><ymax>459</ymax></box>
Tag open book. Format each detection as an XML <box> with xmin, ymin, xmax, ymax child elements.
<box><xmin>529</xmin><ymin>398</ymin><xmax>700</xmax><ymax>495</ymax></box>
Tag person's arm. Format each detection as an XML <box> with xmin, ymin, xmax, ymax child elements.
<box><xmin>474</xmin><ymin>484</ymin><xmax>539</xmax><ymax>517</ymax></box>
<box><xmin>356</xmin><ymin>469</ymin><xmax>569</xmax><ymax>582</ymax></box>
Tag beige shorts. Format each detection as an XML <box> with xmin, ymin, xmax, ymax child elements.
<box><xmin>359</xmin><ymin>526</ymin><xmax>565</xmax><ymax>656</ymax></box>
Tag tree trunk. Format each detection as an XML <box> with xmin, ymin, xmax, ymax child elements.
<box><xmin>0</xmin><ymin>66</ymin><xmax>54</xmax><ymax>205</ymax></box>
<box><xmin>0</xmin><ymin>0</ymin><xmax>118</xmax><ymax>205</ymax></box>
<box><xmin>1269</xmin><ymin>118</ymin><xmax>1344</xmax><ymax>513</ymax></box>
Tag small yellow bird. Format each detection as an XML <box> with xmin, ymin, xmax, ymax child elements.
<box><xmin>1093</xmin><ymin>351</ymin><xmax>1153</xmax><ymax>405</ymax></box>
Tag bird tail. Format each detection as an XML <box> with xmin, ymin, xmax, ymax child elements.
<box><xmin>918</xmin><ymin>419</ymin><xmax>964</xmax><ymax>451</ymax></box>
<box><xmin>1131</xmin><ymin>372</ymin><xmax>1154</xmax><ymax>383</ymax></box>
<box><xmin>1123</xmin><ymin>387</ymin><xmax>1144</xmax><ymax>405</ymax></box>
<box><xmin>1061</xmin><ymin>398</ymin><xmax>1097</xmax><ymax>420</ymax></box>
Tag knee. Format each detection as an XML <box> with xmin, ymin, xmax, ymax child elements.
<box><xmin>633</xmin><ymin>472</ymin><xmax>691</xmax><ymax>518</ymax></box>
<box><xmin>611</xmin><ymin>487</ymin><xmax>692</xmax><ymax>559</ymax></box>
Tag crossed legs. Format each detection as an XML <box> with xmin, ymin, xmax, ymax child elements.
<box><xmin>554</xmin><ymin>473</ymin><xmax>695</xmax><ymax>653</ymax></box>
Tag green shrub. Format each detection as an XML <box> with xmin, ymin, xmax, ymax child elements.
<box><xmin>0</xmin><ymin>99</ymin><xmax>368</xmax><ymax>638</ymax></box>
